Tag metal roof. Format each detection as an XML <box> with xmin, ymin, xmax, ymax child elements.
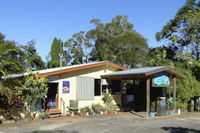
<box><xmin>101</xmin><ymin>66</ymin><xmax>186</xmax><ymax>79</ymax></box>
<box><xmin>6</xmin><ymin>61</ymin><xmax>125</xmax><ymax>78</ymax></box>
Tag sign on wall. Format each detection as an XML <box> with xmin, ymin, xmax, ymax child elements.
<box><xmin>152</xmin><ymin>72</ymin><xmax>170</xmax><ymax>87</ymax></box>
<box><xmin>63</xmin><ymin>81</ymin><xmax>70</xmax><ymax>93</ymax></box>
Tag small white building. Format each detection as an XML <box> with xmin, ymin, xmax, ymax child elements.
<box><xmin>10</xmin><ymin>61</ymin><xmax>125</xmax><ymax>114</ymax></box>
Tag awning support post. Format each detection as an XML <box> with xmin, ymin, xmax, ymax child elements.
<box><xmin>173</xmin><ymin>76</ymin><xmax>176</xmax><ymax>112</ymax></box>
<box><xmin>146</xmin><ymin>78</ymin><xmax>150</xmax><ymax>118</ymax></box>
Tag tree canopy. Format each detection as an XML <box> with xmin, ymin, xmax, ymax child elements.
<box><xmin>21</xmin><ymin>40</ymin><xmax>46</xmax><ymax>70</ymax></box>
<box><xmin>156</xmin><ymin>0</ymin><xmax>200</xmax><ymax>60</ymax></box>
<box><xmin>47</xmin><ymin>38</ymin><xmax>69</xmax><ymax>68</ymax></box>
<box><xmin>65</xmin><ymin>15</ymin><xmax>148</xmax><ymax>67</ymax></box>
<box><xmin>65</xmin><ymin>31</ymin><xmax>92</xmax><ymax>65</ymax></box>
<box><xmin>88</xmin><ymin>15</ymin><xmax>148</xmax><ymax>68</ymax></box>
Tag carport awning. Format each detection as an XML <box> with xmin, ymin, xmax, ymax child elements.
<box><xmin>101</xmin><ymin>66</ymin><xmax>186</xmax><ymax>79</ymax></box>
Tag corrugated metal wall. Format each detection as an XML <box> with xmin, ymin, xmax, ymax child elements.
<box><xmin>76</xmin><ymin>77</ymin><xmax>94</xmax><ymax>100</ymax></box>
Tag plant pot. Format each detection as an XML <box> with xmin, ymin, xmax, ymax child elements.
<box><xmin>108</xmin><ymin>111</ymin><xmax>113</xmax><ymax>114</ymax></box>
<box><xmin>149</xmin><ymin>112</ymin><xmax>155</xmax><ymax>118</ymax></box>
<box><xmin>100</xmin><ymin>111</ymin><xmax>103</xmax><ymax>115</ymax></box>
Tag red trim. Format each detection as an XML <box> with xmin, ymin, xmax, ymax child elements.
<box><xmin>39</xmin><ymin>62</ymin><xmax>126</xmax><ymax>77</ymax></box>
<box><xmin>145</xmin><ymin>68</ymin><xmax>186</xmax><ymax>79</ymax></box>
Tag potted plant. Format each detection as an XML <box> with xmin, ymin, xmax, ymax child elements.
<box><xmin>91</xmin><ymin>104</ymin><xmax>104</xmax><ymax>114</ymax></box>
<box><xmin>80</xmin><ymin>106</ymin><xmax>92</xmax><ymax>116</ymax></box>
<box><xmin>102</xmin><ymin>92</ymin><xmax>117</xmax><ymax>114</ymax></box>
<box><xmin>167</xmin><ymin>97</ymin><xmax>174</xmax><ymax>116</ymax></box>
<box><xmin>149</xmin><ymin>101</ymin><xmax>156</xmax><ymax>118</ymax></box>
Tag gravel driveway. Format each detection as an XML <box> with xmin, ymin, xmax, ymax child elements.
<box><xmin>0</xmin><ymin>113</ymin><xmax>200</xmax><ymax>133</ymax></box>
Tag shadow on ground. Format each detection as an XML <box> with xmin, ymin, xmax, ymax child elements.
<box><xmin>162</xmin><ymin>127</ymin><xmax>200</xmax><ymax>133</ymax></box>
<box><xmin>26</xmin><ymin>130</ymin><xmax>78</xmax><ymax>133</ymax></box>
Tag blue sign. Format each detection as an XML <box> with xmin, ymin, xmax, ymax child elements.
<box><xmin>63</xmin><ymin>81</ymin><xmax>70</xmax><ymax>93</ymax></box>
<box><xmin>152</xmin><ymin>72</ymin><xmax>169</xmax><ymax>87</ymax></box>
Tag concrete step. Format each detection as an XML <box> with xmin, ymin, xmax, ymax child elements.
<box><xmin>49</xmin><ymin>114</ymin><xmax>61</xmax><ymax>118</ymax></box>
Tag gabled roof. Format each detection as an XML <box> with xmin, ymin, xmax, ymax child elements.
<box><xmin>101</xmin><ymin>66</ymin><xmax>186</xmax><ymax>79</ymax></box>
<box><xmin>7</xmin><ymin>61</ymin><xmax>126</xmax><ymax>78</ymax></box>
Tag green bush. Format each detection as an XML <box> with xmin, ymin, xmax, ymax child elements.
<box><xmin>176</xmin><ymin>101</ymin><xmax>188</xmax><ymax>109</ymax></box>
<box><xmin>102</xmin><ymin>92</ymin><xmax>118</xmax><ymax>112</ymax></box>
<box><xmin>37</xmin><ymin>112</ymin><xmax>49</xmax><ymax>120</ymax></box>
<box><xmin>80</xmin><ymin>106</ymin><xmax>92</xmax><ymax>114</ymax></box>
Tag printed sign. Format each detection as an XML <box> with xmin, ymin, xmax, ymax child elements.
<box><xmin>152</xmin><ymin>72</ymin><xmax>170</xmax><ymax>87</ymax></box>
<box><xmin>63</xmin><ymin>81</ymin><xmax>70</xmax><ymax>93</ymax></box>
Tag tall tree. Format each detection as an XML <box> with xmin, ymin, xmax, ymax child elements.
<box><xmin>156</xmin><ymin>0</ymin><xmax>200</xmax><ymax>60</ymax></box>
<box><xmin>0</xmin><ymin>33</ymin><xmax>23</xmax><ymax>77</ymax></box>
<box><xmin>65</xmin><ymin>31</ymin><xmax>92</xmax><ymax>65</ymax></box>
<box><xmin>21</xmin><ymin>40</ymin><xmax>46</xmax><ymax>70</ymax></box>
<box><xmin>0</xmin><ymin>33</ymin><xmax>24</xmax><ymax>110</ymax></box>
<box><xmin>88</xmin><ymin>15</ymin><xmax>148</xmax><ymax>68</ymax></box>
<box><xmin>48</xmin><ymin>38</ymin><xmax>70</xmax><ymax>68</ymax></box>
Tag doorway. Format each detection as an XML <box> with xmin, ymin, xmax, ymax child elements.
<box><xmin>45</xmin><ymin>83</ymin><xmax>59</xmax><ymax>110</ymax></box>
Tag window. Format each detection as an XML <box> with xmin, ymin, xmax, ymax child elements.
<box><xmin>94</xmin><ymin>79</ymin><xmax>101</xmax><ymax>96</ymax></box>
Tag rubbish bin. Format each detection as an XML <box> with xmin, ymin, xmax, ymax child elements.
<box><xmin>194</xmin><ymin>96</ymin><xmax>200</xmax><ymax>111</ymax></box>
<box><xmin>188</xmin><ymin>99</ymin><xmax>194</xmax><ymax>112</ymax></box>
<box><xmin>157</xmin><ymin>97</ymin><xmax>167</xmax><ymax>116</ymax></box>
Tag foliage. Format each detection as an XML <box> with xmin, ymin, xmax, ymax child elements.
<box><xmin>65</xmin><ymin>31</ymin><xmax>92</xmax><ymax>64</ymax></box>
<box><xmin>0</xmin><ymin>33</ymin><xmax>24</xmax><ymax>77</ymax></box>
<box><xmin>102</xmin><ymin>92</ymin><xmax>118</xmax><ymax>112</ymax></box>
<box><xmin>148</xmin><ymin>45</ymin><xmax>200</xmax><ymax>107</ymax></box>
<box><xmin>80</xmin><ymin>106</ymin><xmax>92</xmax><ymax>114</ymax></box>
<box><xmin>151</xmin><ymin>101</ymin><xmax>157</xmax><ymax>112</ymax></box>
<box><xmin>88</xmin><ymin>15</ymin><xmax>148</xmax><ymax>67</ymax></box>
<box><xmin>48</xmin><ymin>38</ymin><xmax>70</xmax><ymax>68</ymax></box>
<box><xmin>0</xmin><ymin>33</ymin><xmax>24</xmax><ymax>119</ymax></box>
<box><xmin>189</xmin><ymin>60</ymin><xmax>200</xmax><ymax>81</ymax></box>
<box><xmin>64</xmin><ymin>15</ymin><xmax>148</xmax><ymax>67</ymax></box>
<box><xmin>21</xmin><ymin>40</ymin><xmax>46</xmax><ymax>70</ymax></box>
<box><xmin>16</xmin><ymin>70</ymin><xmax>48</xmax><ymax>113</ymax></box>
<box><xmin>37</xmin><ymin>111</ymin><xmax>49</xmax><ymax>120</ymax></box>
<box><xmin>156</xmin><ymin>0</ymin><xmax>200</xmax><ymax>60</ymax></box>
<box><xmin>176</xmin><ymin>68</ymin><xmax>200</xmax><ymax>103</ymax></box>
<box><xmin>176</xmin><ymin>101</ymin><xmax>188</xmax><ymax>109</ymax></box>
<box><xmin>148</xmin><ymin>46</ymin><xmax>175</xmax><ymax>67</ymax></box>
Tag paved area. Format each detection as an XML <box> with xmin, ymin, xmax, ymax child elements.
<box><xmin>0</xmin><ymin>113</ymin><xmax>200</xmax><ymax>133</ymax></box>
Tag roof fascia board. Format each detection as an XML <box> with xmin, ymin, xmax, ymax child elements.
<box><xmin>39</xmin><ymin>62</ymin><xmax>126</xmax><ymax>77</ymax></box>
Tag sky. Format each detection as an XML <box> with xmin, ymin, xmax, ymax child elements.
<box><xmin>0</xmin><ymin>0</ymin><xmax>186</xmax><ymax>60</ymax></box>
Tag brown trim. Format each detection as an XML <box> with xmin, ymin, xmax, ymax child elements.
<box><xmin>39</xmin><ymin>62</ymin><xmax>126</xmax><ymax>77</ymax></box>
<box><xmin>101</xmin><ymin>74</ymin><xmax>146</xmax><ymax>79</ymax></box>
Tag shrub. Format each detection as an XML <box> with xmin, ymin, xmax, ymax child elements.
<box><xmin>16</xmin><ymin>70</ymin><xmax>48</xmax><ymax>118</ymax></box>
<box><xmin>37</xmin><ymin>111</ymin><xmax>49</xmax><ymax>120</ymax></box>
<box><xmin>80</xmin><ymin>106</ymin><xmax>92</xmax><ymax>115</ymax></box>
<box><xmin>102</xmin><ymin>92</ymin><xmax>118</xmax><ymax>112</ymax></box>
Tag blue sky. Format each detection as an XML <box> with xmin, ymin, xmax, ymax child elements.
<box><xmin>0</xmin><ymin>0</ymin><xmax>185</xmax><ymax>60</ymax></box>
